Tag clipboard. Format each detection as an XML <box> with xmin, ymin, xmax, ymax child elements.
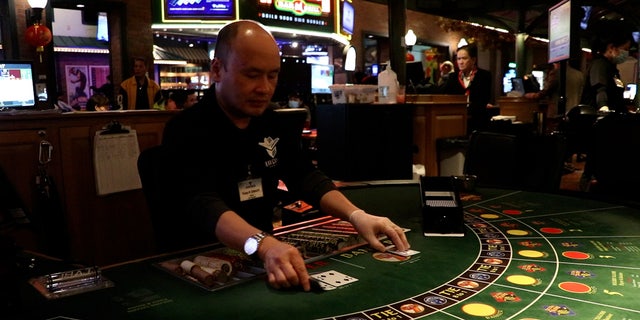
<box><xmin>93</xmin><ymin>121</ymin><xmax>142</xmax><ymax>195</ymax></box>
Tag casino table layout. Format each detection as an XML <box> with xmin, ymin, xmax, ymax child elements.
<box><xmin>17</xmin><ymin>183</ymin><xmax>640</xmax><ymax>320</ymax></box>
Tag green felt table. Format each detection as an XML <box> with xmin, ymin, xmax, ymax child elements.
<box><xmin>17</xmin><ymin>183</ymin><xmax>640</xmax><ymax>319</ymax></box>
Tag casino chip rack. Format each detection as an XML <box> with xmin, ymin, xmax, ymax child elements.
<box><xmin>155</xmin><ymin>215</ymin><xmax>370</xmax><ymax>291</ymax></box>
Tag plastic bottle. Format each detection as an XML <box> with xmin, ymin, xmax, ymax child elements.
<box><xmin>377</xmin><ymin>63</ymin><xmax>399</xmax><ymax>104</ymax></box>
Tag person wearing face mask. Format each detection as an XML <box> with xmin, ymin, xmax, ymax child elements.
<box><xmin>577</xmin><ymin>19</ymin><xmax>635</xmax><ymax>192</ymax></box>
<box><xmin>580</xmin><ymin>19</ymin><xmax>635</xmax><ymax>114</ymax></box>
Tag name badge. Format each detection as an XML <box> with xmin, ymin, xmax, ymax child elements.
<box><xmin>238</xmin><ymin>178</ymin><xmax>264</xmax><ymax>202</ymax></box>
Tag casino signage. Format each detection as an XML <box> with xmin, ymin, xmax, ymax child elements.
<box><xmin>241</xmin><ymin>0</ymin><xmax>335</xmax><ymax>34</ymax></box>
<box><xmin>274</xmin><ymin>0</ymin><xmax>324</xmax><ymax>16</ymax></box>
<box><xmin>161</xmin><ymin>0</ymin><xmax>238</xmax><ymax>21</ymax></box>
<box><xmin>152</xmin><ymin>0</ymin><xmax>349</xmax><ymax>46</ymax></box>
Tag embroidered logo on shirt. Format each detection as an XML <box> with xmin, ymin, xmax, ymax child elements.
<box><xmin>259</xmin><ymin>137</ymin><xmax>280</xmax><ymax>158</ymax></box>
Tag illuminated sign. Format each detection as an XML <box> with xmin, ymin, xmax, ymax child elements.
<box><xmin>275</xmin><ymin>0</ymin><xmax>323</xmax><ymax>16</ymax></box>
<box><xmin>163</xmin><ymin>0</ymin><xmax>237</xmax><ymax>21</ymax></box>
<box><xmin>240</xmin><ymin>0</ymin><xmax>335</xmax><ymax>34</ymax></box>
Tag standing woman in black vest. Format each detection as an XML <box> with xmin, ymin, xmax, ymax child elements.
<box><xmin>440</xmin><ymin>44</ymin><xmax>493</xmax><ymax>135</ymax></box>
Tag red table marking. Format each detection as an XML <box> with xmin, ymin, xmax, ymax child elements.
<box><xmin>503</xmin><ymin>209</ymin><xmax>522</xmax><ymax>215</ymax></box>
<box><xmin>562</xmin><ymin>251</ymin><xmax>591</xmax><ymax>260</ymax></box>
<box><xmin>558</xmin><ymin>281</ymin><xmax>592</xmax><ymax>293</ymax></box>
<box><xmin>540</xmin><ymin>227</ymin><xmax>564</xmax><ymax>234</ymax></box>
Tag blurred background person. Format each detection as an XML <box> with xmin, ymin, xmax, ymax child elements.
<box><xmin>120</xmin><ymin>57</ymin><xmax>161</xmax><ymax>110</ymax></box>
<box><xmin>90</xmin><ymin>74</ymin><xmax>115</xmax><ymax>108</ymax></box>
<box><xmin>182</xmin><ymin>89</ymin><xmax>198</xmax><ymax>109</ymax></box>
<box><xmin>86</xmin><ymin>94</ymin><xmax>111</xmax><ymax>111</ymax></box>
<box><xmin>437</xmin><ymin>60</ymin><xmax>455</xmax><ymax>87</ymax></box>
<box><xmin>524</xmin><ymin>61</ymin><xmax>584</xmax><ymax>120</ymax></box>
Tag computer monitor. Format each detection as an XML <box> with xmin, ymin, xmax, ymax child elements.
<box><xmin>510</xmin><ymin>78</ymin><xmax>525</xmax><ymax>94</ymax></box>
<box><xmin>502</xmin><ymin>69</ymin><xmax>516</xmax><ymax>93</ymax></box>
<box><xmin>310</xmin><ymin>64</ymin><xmax>334</xmax><ymax>94</ymax></box>
<box><xmin>371</xmin><ymin>64</ymin><xmax>379</xmax><ymax>77</ymax></box>
<box><xmin>623</xmin><ymin>83</ymin><xmax>637</xmax><ymax>100</ymax></box>
<box><xmin>406</xmin><ymin>61</ymin><xmax>425</xmax><ymax>86</ymax></box>
<box><xmin>0</xmin><ymin>61</ymin><xmax>37</xmax><ymax>110</ymax></box>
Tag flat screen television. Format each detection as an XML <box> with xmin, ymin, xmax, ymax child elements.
<box><xmin>0</xmin><ymin>61</ymin><xmax>37</xmax><ymax>110</ymax></box>
<box><xmin>341</xmin><ymin>0</ymin><xmax>354</xmax><ymax>35</ymax></box>
<box><xmin>310</xmin><ymin>64</ymin><xmax>334</xmax><ymax>94</ymax></box>
<box><xmin>548</xmin><ymin>0</ymin><xmax>572</xmax><ymax>63</ymax></box>
<box><xmin>97</xmin><ymin>12</ymin><xmax>109</xmax><ymax>41</ymax></box>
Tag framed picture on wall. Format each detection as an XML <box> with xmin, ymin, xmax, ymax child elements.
<box><xmin>65</xmin><ymin>65</ymin><xmax>89</xmax><ymax>110</ymax></box>
<box><xmin>89</xmin><ymin>65</ymin><xmax>111</xmax><ymax>95</ymax></box>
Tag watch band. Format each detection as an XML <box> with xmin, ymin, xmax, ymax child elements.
<box><xmin>252</xmin><ymin>231</ymin><xmax>267</xmax><ymax>244</ymax></box>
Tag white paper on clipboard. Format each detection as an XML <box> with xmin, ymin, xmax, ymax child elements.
<box><xmin>93</xmin><ymin>129</ymin><xmax>142</xmax><ymax>195</ymax></box>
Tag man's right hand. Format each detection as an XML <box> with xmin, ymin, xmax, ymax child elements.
<box><xmin>258</xmin><ymin>236</ymin><xmax>311</xmax><ymax>291</ymax></box>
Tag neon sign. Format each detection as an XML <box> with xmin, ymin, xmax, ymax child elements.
<box><xmin>275</xmin><ymin>0</ymin><xmax>322</xmax><ymax>17</ymax></box>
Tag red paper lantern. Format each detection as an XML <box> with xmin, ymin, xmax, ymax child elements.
<box><xmin>25</xmin><ymin>24</ymin><xmax>52</xmax><ymax>48</ymax></box>
<box><xmin>25</xmin><ymin>24</ymin><xmax>52</xmax><ymax>62</ymax></box>
<box><xmin>406</xmin><ymin>52</ymin><xmax>415</xmax><ymax>62</ymax></box>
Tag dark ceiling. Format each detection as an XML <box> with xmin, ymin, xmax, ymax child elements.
<box><xmin>371</xmin><ymin>0</ymin><xmax>640</xmax><ymax>38</ymax></box>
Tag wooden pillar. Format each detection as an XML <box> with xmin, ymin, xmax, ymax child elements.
<box><xmin>514</xmin><ymin>7</ymin><xmax>526</xmax><ymax>78</ymax></box>
<box><xmin>42</xmin><ymin>4</ymin><xmax>56</xmax><ymax>109</ymax></box>
<box><xmin>388</xmin><ymin>0</ymin><xmax>407</xmax><ymax>85</ymax></box>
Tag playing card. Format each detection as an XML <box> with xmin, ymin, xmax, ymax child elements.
<box><xmin>310</xmin><ymin>278</ymin><xmax>336</xmax><ymax>291</ymax></box>
<box><xmin>385</xmin><ymin>245</ymin><xmax>421</xmax><ymax>257</ymax></box>
<box><xmin>388</xmin><ymin>249</ymin><xmax>421</xmax><ymax>257</ymax></box>
<box><xmin>310</xmin><ymin>270</ymin><xmax>358</xmax><ymax>289</ymax></box>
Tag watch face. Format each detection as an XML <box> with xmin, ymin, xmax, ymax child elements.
<box><xmin>244</xmin><ymin>237</ymin><xmax>258</xmax><ymax>255</ymax></box>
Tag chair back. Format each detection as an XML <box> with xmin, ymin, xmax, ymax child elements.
<box><xmin>520</xmin><ymin>133</ymin><xmax>567</xmax><ymax>192</ymax></box>
<box><xmin>464</xmin><ymin>130</ymin><xmax>567</xmax><ymax>192</ymax></box>
<box><xmin>562</xmin><ymin>104</ymin><xmax>598</xmax><ymax>155</ymax></box>
<box><xmin>464</xmin><ymin>131</ymin><xmax>520</xmax><ymax>188</ymax></box>
<box><xmin>273</xmin><ymin>108</ymin><xmax>308</xmax><ymax>134</ymax></box>
<box><xmin>590</xmin><ymin>113</ymin><xmax>640</xmax><ymax>197</ymax></box>
<box><xmin>137</xmin><ymin>145</ymin><xmax>202</xmax><ymax>252</ymax></box>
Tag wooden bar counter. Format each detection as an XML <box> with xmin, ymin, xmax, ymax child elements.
<box><xmin>408</xmin><ymin>94</ymin><xmax>468</xmax><ymax>176</ymax></box>
<box><xmin>0</xmin><ymin>110</ymin><xmax>176</xmax><ymax>265</ymax></box>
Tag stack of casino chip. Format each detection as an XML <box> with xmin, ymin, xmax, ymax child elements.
<box><xmin>45</xmin><ymin>266</ymin><xmax>102</xmax><ymax>294</ymax></box>
<box><xmin>180</xmin><ymin>255</ymin><xmax>235</xmax><ymax>286</ymax></box>
<box><xmin>277</xmin><ymin>225</ymin><xmax>360</xmax><ymax>256</ymax></box>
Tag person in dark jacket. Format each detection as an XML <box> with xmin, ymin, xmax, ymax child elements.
<box><xmin>161</xmin><ymin>20</ymin><xmax>410</xmax><ymax>292</ymax></box>
<box><xmin>440</xmin><ymin>44</ymin><xmax>493</xmax><ymax>134</ymax></box>
<box><xmin>578</xmin><ymin>19</ymin><xmax>635</xmax><ymax>191</ymax></box>
<box><xmin>580</xmin><ymin>19</ymin><xmax>635</xmax><ymax>114</ymax></box>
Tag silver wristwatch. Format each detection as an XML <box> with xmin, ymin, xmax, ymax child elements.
<box><xmin>243</xmin><ymin>231</ymin><xmax>268</xmax><ymax>256</ymax></box>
